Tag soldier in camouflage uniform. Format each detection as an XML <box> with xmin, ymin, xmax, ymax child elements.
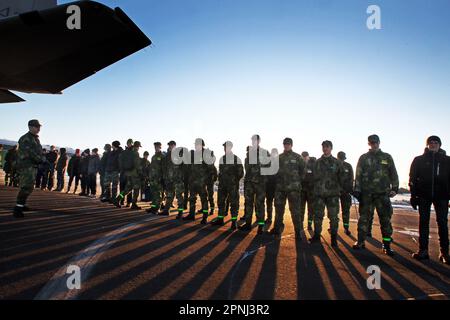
<box><xmin>146</xmin><ymin>142</ymin><xmax>165</xmax><ymax>214</ymax></box>
<box><xmin>337</xmin><ymin>151</ymin><xmax>354</xmax><ymax>235</ymax></box>
<box><xmin>205</xmin><ymin>163</ymin><xmax>218</xmax><ymax>216</ymax></box>
<box><xmin>114</xmin><ymin>141</ymin><xmax>143</xmax><ymax>210</ymax></box>
<box><xmin>265</xmin><ymin>149</ymin><xmax>278</xmax><ymax>227</ymax></box>
<box><xmin>161</xmin><ymin>141</ymin><xmax>186</xmax><ymax>218</ymax></box>
<box><xmin>102</xmin><ymin>141</ymin><xmax>122</xmax><ymax>202</ymax></box>
<box><xmin>352</xmin><ymin>135</ymin><xmax>399</xmax><ymax>256</ymax></box>
<box><xmin>300</xmin><ymin>151</ymin><xmax>316</xmax><ymax>231</ymax></box>
<box><xmin>211</xmin><ymin>141</ymin><xmax>244</xmax><ymax>230</ymax></box>
<box><xmin>309</xmin><ymin>141</ymin><xmax>344</xmax><ymax>247</ymax></box>
<box><xmin>140</xmin><ymin>151</ymin><xmax>151</xmax><ymax>202</ymax></box>
<box><xmin>239</xmin><ymin>135</ymin><xmax>271</xmax><ymax>234</ymax></box>
<box><xmin>13</xmin><ymin>120</ymin><xmax>45</xmax><ymax>218</ymax></box>
<box><xmin>183</xmin><ymin>138</ymin><xmax>211</xmax><ymax>224</ymax></box>
<box><xmin>99</xmin><ymin>144</ymin><xmax>111</xmax><ymax>198</ymax></box>
<box><xmin>270</xmin><ymin>138</ymin><xmax>305</xmax><ymax>240</ymax></box>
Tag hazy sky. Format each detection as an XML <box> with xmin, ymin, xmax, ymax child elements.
<box><xmin>1</xmin><ymin>0</ymin><xmax>450</xmax><ymax>187</ymax></box>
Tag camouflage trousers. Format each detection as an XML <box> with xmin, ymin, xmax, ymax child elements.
<box><xmin>314</xmin><ymin>196</ymin><xmax>340</xmax><ymax>237</ymax></box>
<box><xmin>16</xmin><ymin>167</ymin><xmax>37</xmax><ymax>205</ymax></box>
<box><xmin>119</xmin><ymin>172</ymin><xmax>141</xmax><ymax>205</ymax></box>
<box><xmin>340</xmin><ymin>192</ymin><xmax>352</xmax><ymax>228</ymax></box>
<box><xmin>164</xmin><ymin>179</ymin><xmax>185</xmax><ymax>211</ymax></box>
<box><xmin>149</xmin><ymin>179</ymin><xmax>163</xmax><ymax>210</ymax></box>
<box><xmin>357</xmin><ymin>193</ymin><xmax>393</xmax><ymax>243</ymax></box>
<box><xmin>266</xmin><ymin>186</ymin><xmax>275</xmax><ymax>222</ymax></box>
<box><xmin>244</xmin><ymin>181</ymin><xmax>266</xmax><ymax>226</ymax></box>
<box><xmin>273</xmin><ymin>190</ymin><xmax>302</xmax><ymax>234</ymax></box>
<box><xmin>103</xmin><ymin>171</ymin><xmax>119</xmax><ymax>200</ymax></box>
<box><xmin>300</xmin><ymin>190</ymin><xmax>315</xmax><ymax>227</ymax></box>
<box><xmin>206</xmin><ymin>181</ymin><xmax>215</xmax><ymax>210</ymax></box>
<box><xmin>217</xmin><ymin>181</ymin><xmax>240</xmax><ymax>218</ymax></box>
<box><xmin>189</xmin><ymin>180</ymin><xmax>208</xmax><ymax>214</ymax></box>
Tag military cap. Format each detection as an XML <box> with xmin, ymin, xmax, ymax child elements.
<box><xmin>28</xmin><ymin>119</ymin><xmax>42</xmax><ymax>127</ymax></box>
<box><xmin>134</xmin><ymin>141</ymin><xmax>142</xmax><ymax>148</ymax></box>
<box><xmin>195</xmin><ymin>138</ymin><xmax>205</xmax><ymax>147</ymax></box>
<box><xmin>283</xmin><ymin>137</ymin><xmax>293</xmax><ymax>145</ymax></box>
<box><xmin>154</xmin><ymin>142</ymin><xmax>162</xmax><ymax>147</ymax></box>
<box><xmin>322</xmin><ymin>140</ymin><xmax>333</xmax><ymax>148</ymax></box>
<box><xmin>427</xmin><ymin>135</ymin><xmax>441</xmax><ymax>146</ymax></box>
<box><xmin>168</xmin><ymin>141</ymin><xmax>176</xmax><ymax>146</ymax></box>
<box><xmin>337</xmin><ymin>151</ymin><xmax>346</xmax><ymax>160</ymax></box>
<box><xmin>223</xmin><ymin>141</ymin><xmax>233</xmax><ymax>148</ymax></box>
<box><xmin>301</xmin><ymin>151</ymin><xmax>309</xmax><ymax>157</ymax></box>
<box><xmin>368</xmin><ymin>134</ymin><xmax>380</xmax><ymax>143</ymax></box>
<box><xmin>112</xmin><ymin>141</ymin><xmax>121</xmax><ymax>148</ymax></box>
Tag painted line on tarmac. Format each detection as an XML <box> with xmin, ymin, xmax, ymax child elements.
<box><xmin>34</xmin><ymin>214</ymin><xmax>166</xmax><ymax>300</ymax></box>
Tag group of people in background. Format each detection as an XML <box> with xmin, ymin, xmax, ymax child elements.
<box><xmin>2</xmin><ymin>120</ymin><xmax>449</xmax><ymax>265</ymax></box>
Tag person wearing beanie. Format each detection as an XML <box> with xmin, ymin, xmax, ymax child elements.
<box><xmin>409</xmin><ymin>135</ymin><xmax>450</xmax><ymax>264</ymax></box>
<box><xmin>67</xmin><ymin>149</ymin><xmax>81</xmax><ymax>194</ymax></box>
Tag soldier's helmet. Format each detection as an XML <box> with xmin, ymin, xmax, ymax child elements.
<box><xmin>337</xmin><ymin>151</ymin><xmax>346</xmax><ymax>160</ymax></box>
<box><xmin>368</xmin><ymin>135</ymin><xmax>380</xmax><ymax>143</ymax></box>
<box><xmin>28</xmin><ymin>119</ymin><xmax>42</xmax><ymax>127</ymax></box>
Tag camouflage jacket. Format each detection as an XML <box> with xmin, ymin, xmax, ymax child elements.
<box><xmin>340</xmin><ymin>160</ymin><xmax>354</xmax><ymax>193</ymax></box>
<box><xmin>313</xmin><ymin>155</ymin><xmax>344</xmax><ymax>197</ymax></box>
<box><xmin>275</xmin><ymin>150</ymin><xmax>305</xmax><ymax>192</ymax></box>
<box><xmin>189</xmin><ymin>149</ymin><xmax>211</xmax><ymax>184</ymax></box>
<box><xmin>218</xmin><ymin>153</ymin><xmax>244</xmax><ymax>186</ymax></box>
<box><xmin>244</xmin><ymin>147</ymin><xmax>270</xmax><ymax>184</ymax></box>
<box><xmin>16</xmin><ymin>131</ymin><xmax>44</xmax><ymax>169</ymax></box>
<box><xmin>302</xmin><ymin>157</ymin><xmax>316</xmax><ymax>192</ymax></box>
<box><xmin>119</xmin><ymin>149</ymin><xmax>142</xmax><ymax>176</ymax></box>
<box><xmin>354</xmin><ymin>149</ymin><xmax>399</xmax><ymax>195</ymax></box>
<box><xmin>149</xmin><ymin>151</ymin><xmax>164</xmax><ymax>180</ymax></box>
<box><xmin>163</xmin><ymin>149</ymin><xmax>184</xmax><ymax>182</ymax></box>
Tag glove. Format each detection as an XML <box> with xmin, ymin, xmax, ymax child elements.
<box><xmin>352</xmin><ymin>191</ymin><xmax>361</xmax><ymax>202</ymax></box>
<box><xmin>410</xmin><ymin>196</ymin><xmax>419</xmax><ymax>210</ymax></box>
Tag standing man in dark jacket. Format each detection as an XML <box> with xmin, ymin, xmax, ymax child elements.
<box><xmin>14</xmin><ymin>120</ymin><xmax>45</xmax><ymax>218</ymax></box>
<box><xmin>67</xmin><ymin>149</ymin><xmax>81</xmax><ymax>194</ymax></box>
<box><xmin>55</xmin><ymin>148</ymin><xmax>68</xmax><ymax>191</ymax></box>
<box><xmin>88</xmin><ymin>148</ymin><xmax>101</xmax><ymax>198</ymax></box>
<box><xmin>79</xmin><ymin>149</ymin><xmax>90</xmax><ymax>196</ymax></box>
<box><xmin>42</xmin><ymin>145</ymin><xmax>58</xmax><ymax>191</ymax></box>
<box><xmin>100</xmin><ymin>144</ymin><xmax>111</xmax><ymax>199</ymax></box>
<box><xmin>337</xmin><ymin>151</ymin><xmax>354</xmax><ymax>235</ymax></box>
<box><xmin>409</xmin><ymin>136</ymin><xmax>450</xmax><ymax>264</ymax></box>
<box><xmin>102</xmin><ymin>141</ymin><xmax>122</xmax><ymax>202</ymax></box>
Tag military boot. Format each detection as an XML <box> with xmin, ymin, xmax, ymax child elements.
<box><xmin>439</xmin><ymin>249</ymin><xmax>450</xmax><ymax>265</ymax></box>
<box><xmin>412</xmin><ymin>249</ymin><xmax>429</xmax><ymax>261</ymax></box>
<box><xmin>238</xmin><ymin>222</ymin><xmax>252</xmax><ymax>232</ymax></box>
<box><xmin>183</xmin><ymin>211</ymin><xmax>196</xmax><ymax>221</ymax></box>
<box><xmin>352</xmin><ymin>241</ymin><xmax>365</xmax><ymax>250</ymax></box>
<box><xmin>382</xmin><ymin>240</ymin><xmax>395</xmax><ymax>256</ymax></box>
<box><xmin>257</xmin><ymin>225</ymin><xmax>264</xmax><ymax>235</ymax></box>
<box><xmin>201</xmin><ymin>213</ymin><xmax>208</xmax><ymax>224</ymax></box>
<box><xmin>159</xmin><ymin>209</ymin><xmax>170</xmax><ymax>216</ymax></box>
<box><xmin>130</xmin><ymin>203</ymin><xmax>141</xmax><ymax>210</ymax></box>
<box><xmin>211</xmin><ymin>217</ymin><xmax>225</xmax><ymax>226</ymax></box>
<box><xmin>13</xmin><ymin>206</ymin><xmax>24</xmax><ymax>219</ymax></box>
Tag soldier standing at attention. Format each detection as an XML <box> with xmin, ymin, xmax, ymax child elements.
<box><xmin>352</xmin><ymin>135</ymin><xmax>399</xmax><ymax>256</ymax></box>
<box><xmin>211</xmin><ymin>141</ymin><xmax>244</xmax><ymax>230</ymax></box>
<box><xmin>146</xmin><ymin>142</ymin><xmax>164</xmax><ymax>214</ymax></box>
<box><xmin>239</xmin><ymin>134</ymin><xmax>271</xmax><ymax>234</ymax></box>
<box><xmin>115</xmin><ymin>141</ymin><xmax>143</xmax><ymax>210</ymax></box>
<box><xmin>102</xmin><ymin>141</ymin><xmax>122</xmax><ymax>202</ymax></box>
<box><xmin>337</xmin><ymin>151</ymin><xmax>354</xmax><ymax>235</ymax></box>
<box><xmin>161</xmin><ymin>141</ymin><xmax>186</xmax><ymax>218</ymax></box>
<box><xmin>183</xmin><ymin>138</ymin><xmax>210</xmax><ymax>224</ymax></box>
<box><xmin>99</xmin><ymin>144</ymin><xmax>112</xmax><ymax>199</ymax></box>
<box><xmin>309</xmin><ymin>140</ymin><xmax>344</xmax><ymax>247</ymax></box>
<box><xmin>269</xmin><ymin>138</ymin><xmax>305</xmax><ymax>240</ymax></box>
<box><xmin>265</xmin><ymin>149</ymin><xmax>278</xmax><ymax>227</ymax></box>
<box><xmin>206</xmin><ymin>160</ymin><xmax>218</xmax><ymax>216</ymax></box>
<box><xmin>300</xmin><ymin>151</ymin><xmax>316</xmax><ymax>231</ymax></box>
<box><xmin>140</xmin><ymin>151</ymin><xmax>151</xmax><ymax>202</ymax></box>
<box><xmin>13</xmin><ymin>120</ymin><xmax>45</xmax><ymax>218</ymax></box>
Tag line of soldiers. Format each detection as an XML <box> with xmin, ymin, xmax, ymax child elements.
<box><xmin>9</xmin><ymin>120</ymin><xmax>450</xmax><ymax>263</ymax></box>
